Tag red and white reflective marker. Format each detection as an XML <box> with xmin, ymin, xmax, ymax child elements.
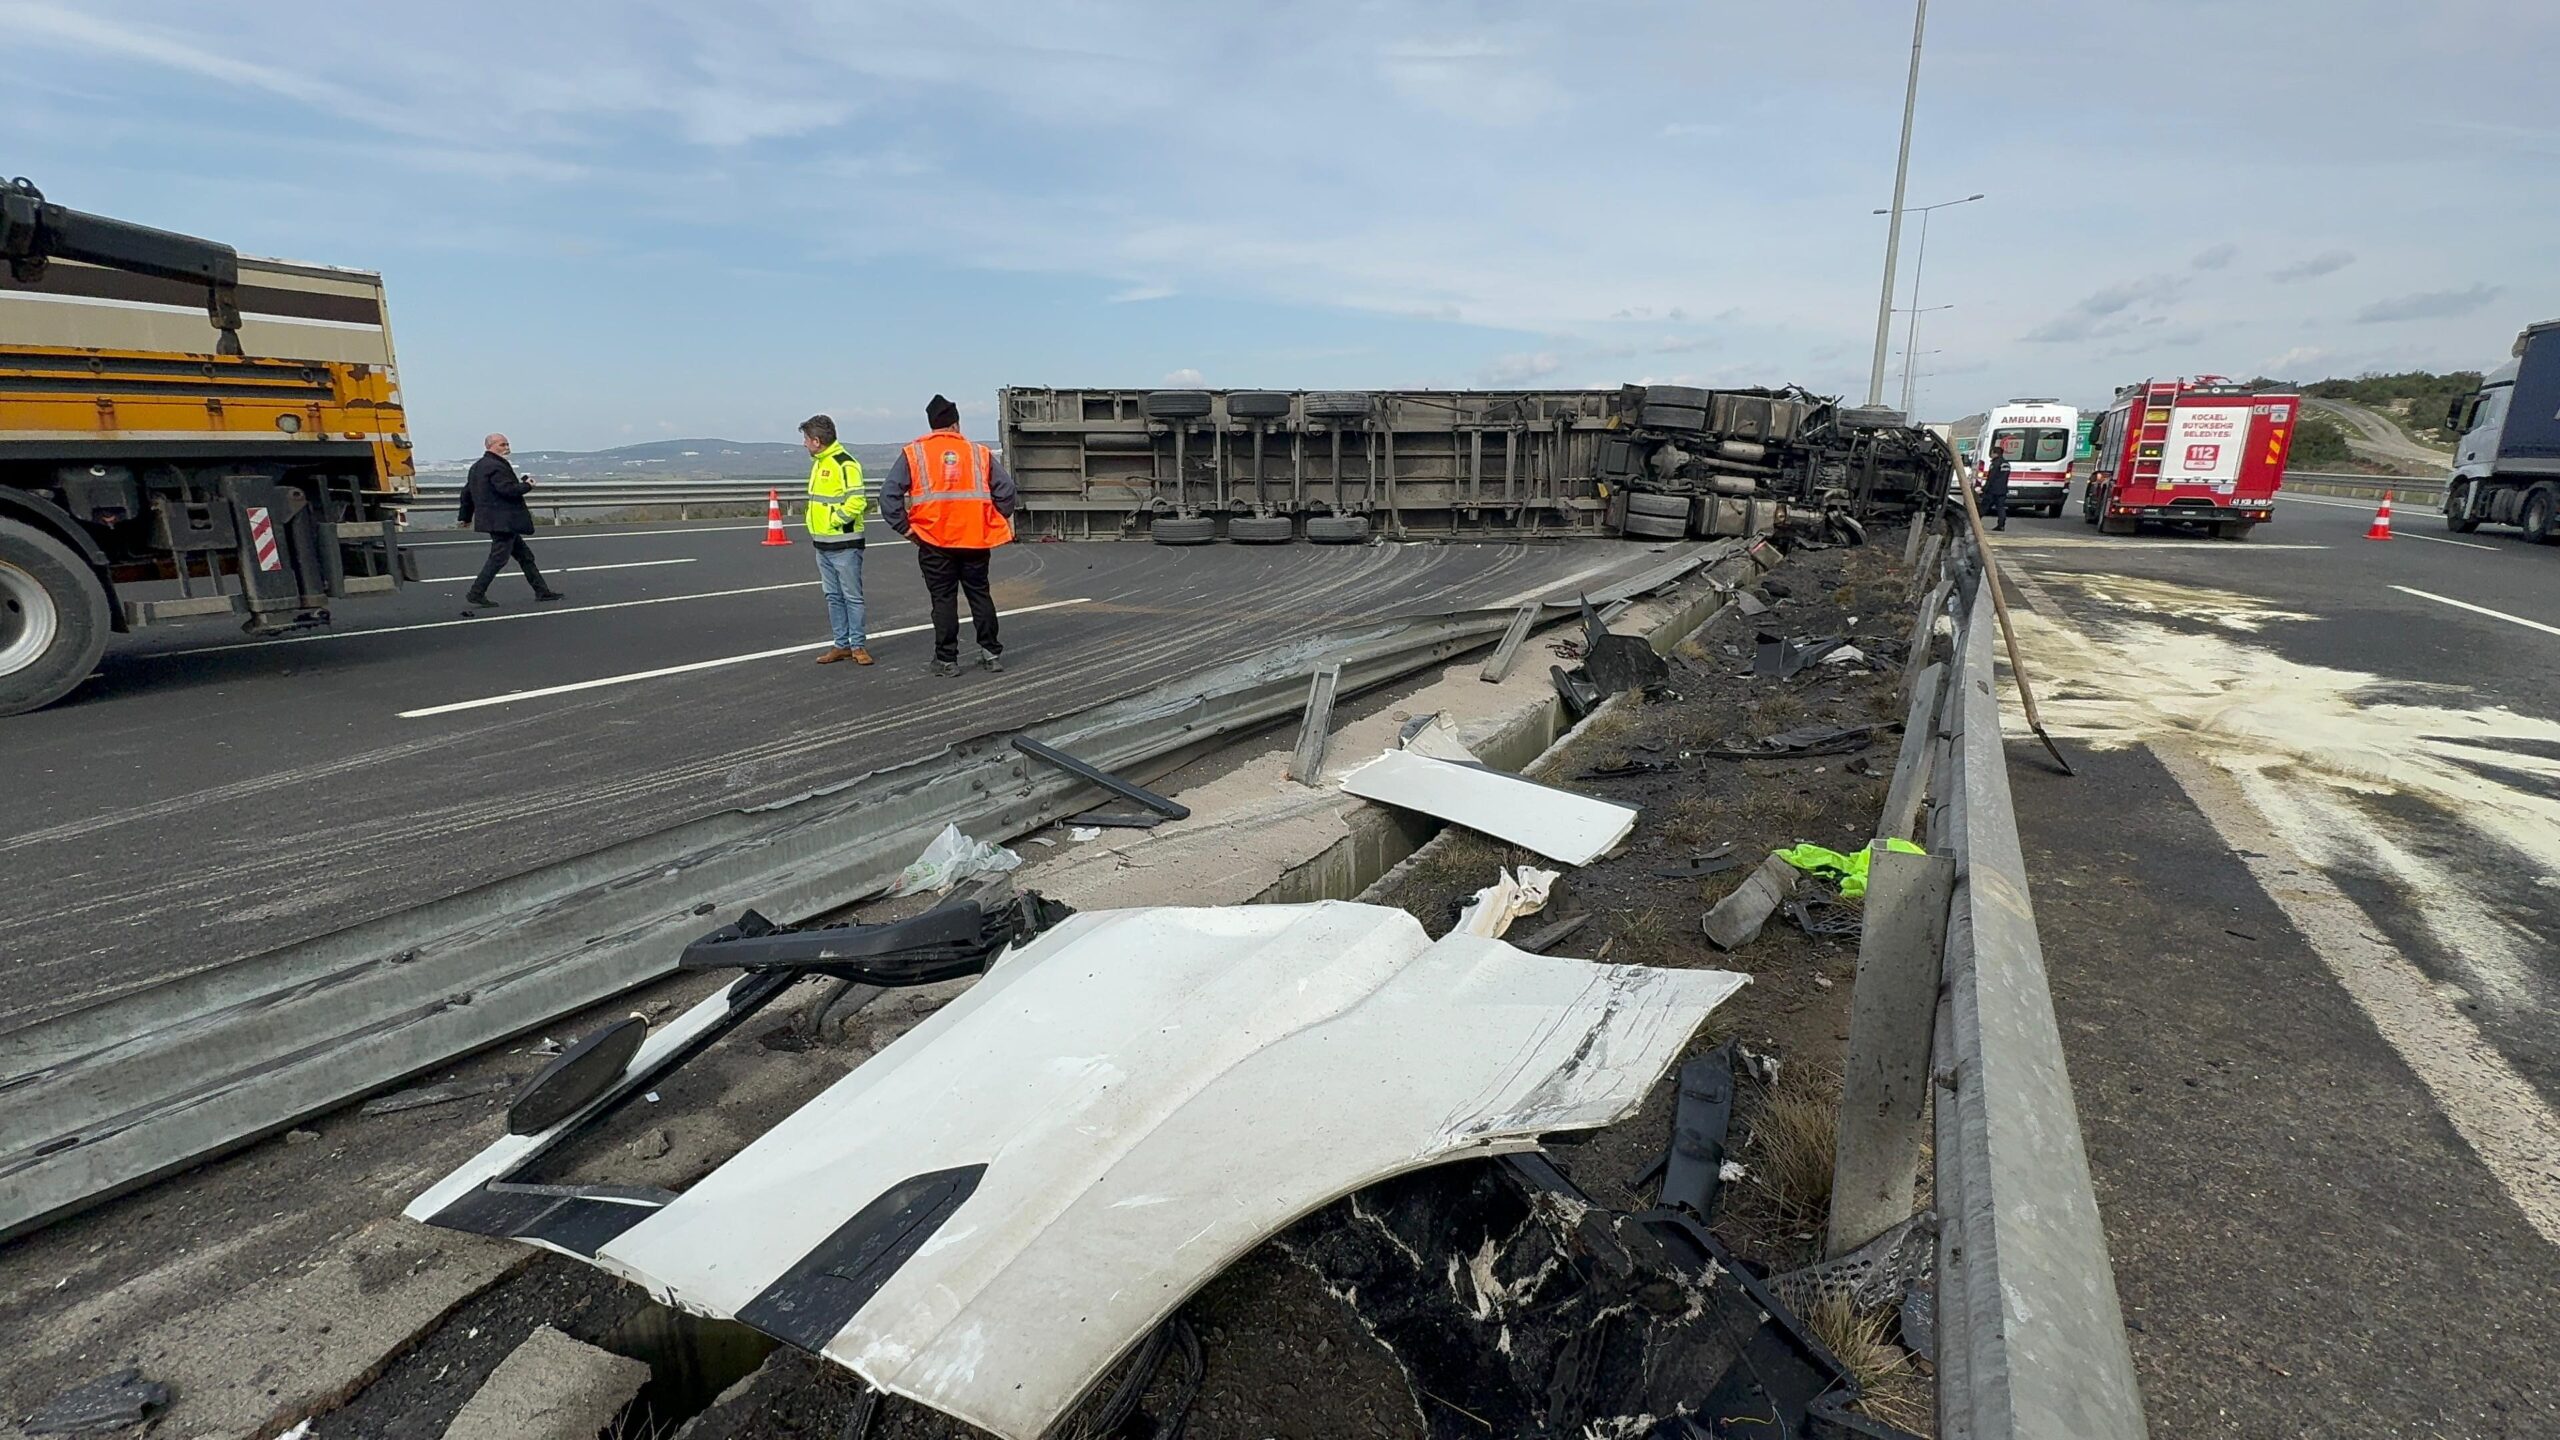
<box><xmin>246</xmin><ymin>505</ymin><xmax>282</xmax><ymax>571</ymax></box>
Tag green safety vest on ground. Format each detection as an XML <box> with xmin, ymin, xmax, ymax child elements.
<box><xmin>805</xmin><ymin>443</ymin><xmax>867</xmax><ymax>539</ymax></box>
<box><xmin>1775</xmin><ymin>837</ymin><xmax>1925</xmax><ymax>900</ymax></box>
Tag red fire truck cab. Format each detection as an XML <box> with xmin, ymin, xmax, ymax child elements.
<box><xmin>2082</xmin><ymin>376</ymin><xmax>2296</xmax><ymax>539</ymax></box>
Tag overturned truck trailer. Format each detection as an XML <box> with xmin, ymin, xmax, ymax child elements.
<box><xmin>1000</xmin><ymin>383</ymin><xmax>1952</xmax><ymax>543</ymax></box>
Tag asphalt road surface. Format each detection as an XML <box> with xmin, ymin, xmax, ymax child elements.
<box><xmin>1991</xmin><ymin>489</ymin><xmax>2560</xmax><ymax>1435</ymax></box>
<box><xmin>2</xmin><ymin>521</ymin><xmax>1674</xmax><ymax>1030</ymax></box>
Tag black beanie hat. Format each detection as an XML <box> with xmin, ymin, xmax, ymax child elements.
<box><xmin>926</xmin><ymin>394</ymin><xmax>960</xmax><ymax>429</ymax></box>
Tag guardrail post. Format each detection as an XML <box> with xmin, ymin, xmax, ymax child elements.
<box><xmin>1830</xmin><ymin>841</ymin><xmax>1955</xmax><ymax>1256</ymax></box>
<box><xmin>1288</xmin><ymin>663</ymin><xmax>1342</xmax><ymax>786</ymax></box>
<box><xmin>1880</xmin><ymin>660</ymin><xmax>1943</xmax><ymax>843</ymax></box>
<box><xmin>1902</xmin><ymin>508</ymin><xmax>1930</xmax><ymax>568</ymax></box>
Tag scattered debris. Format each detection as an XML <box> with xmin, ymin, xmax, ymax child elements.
<box><xmin>1820</xmin><ymin>644</ymin><xmax>1871</xmax><ymax>667</ymax></box>
<box><xmin>889</xmin><ymin>822</ymin><xmax>1023</xmax><ymax>896</ymax></box>
<box><xmin>413</xmin><ymin>902</ymin><xmax>1745</xmax><ymax>1440</ymax></box>
<box><xmin>1696</xmin><ymin>723</ymin><xmax>1877</xmax><ymax>760</ymax></box>
<box><xmin>1552</xmin><ymin>663</ymin><xmax>1605</xmax><ymax>719</ymax></box>
<box><xmin>358</xmin><ymin>1077</ymin><xmax>513</xmax><ymax>1118</ymax></box>
<box><xmin>1702</xmin><ymin>852</ymin><xmax>1802</xmax><ymax>950</ymax></box>
<box><xmin>1736</xmin><ymin>590</ymin><xmax>1771</xmax><ymax>617</ymax></box>
<box><xmin>1657</xmin><ymin>1043</ymin><xmax>1737</xmax><ymax>1219</ymax></box>
<box><xmin>1577</xmin><ymin>597</ymin><xmax>1673</xmax><ymax>697</ymax></box>
<box><xmin>1766</xmin><ymin>1211</ymin><xmax>1939</xmax><ymax>1316</ymax></box>
<box><xmin>507</xmin><ymin>1014</ymin><xmax>649</xmax><ymax>1136</ymax></box>
<box><xmin>24</xmin><ymin>1367</ymin><xmax>171</xmax><ymax>1435</ymax></box>
<box><xmin>1011</xmin><ymin>734</ymin><xmax>1194</xmax><ymax>827</ymax></box>
<box><xmin>1786</xmin><ymin>896</ymin><xmax>1866</xmax><ymax>939</ymax></box>
<box><xmin>1454</xmin><ymin>865</ymin><xmax>1562</xmax><ymax>938</ymax></box>
<box><xmin>1399</xmin><ymin>712</ymin><xmax>1481</xmax><ymax>764</ymax></box>
<box><xmin>1775</xmin><ymin>838</ymin><xmax>1922</xmax><ymax>900</ymax></box>
<box><xmin>1652</xmin><ymin>844</ymin><xmax>1741</xmax><ymax>879</ymax></box>
<box><xmin>1341</xmin><ymin>749</ymin><xmax>1638</xmax><ymax>865</ymax></box>
<box><xmin>1902</xmin><ymin>1277</ymin><xmax>1938</xmax><ymax>1365</ymax></box>
<box><xmin>628</xmin><ymin>1128</ymin><xmax>673</xmax><ymax>1161</ymax></box>
<box><xmin>1070</xmin><ymin>826</ymin><xmax>1103</xmax><ymax>843</ymax></box>
<box><xmin>1288</xmin><ymin>663</ymin><xmax>1344</xmax><ymax>786</ymax></box>
<box><xmin>1511</xmin><ymin>912</ymin><xmax>1592</xmax><ymax>954</ymax></box>
<box><xmin>284</xmin><ymin>1128</ymin><xmax>321</xmax><ymax>1146</ymax></box>
<box><xmin>1579</xmin><ymin>756</ymin><xmax>1683</xmax><ymax>779</ymax></box>
<box><xmin>1754</xmin><ymin>630</ymin><xmax>1850</xmax><ymax>679</ymax></box>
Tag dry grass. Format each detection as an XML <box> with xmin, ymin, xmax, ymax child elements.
<box><xmin>1809</xmin><ymin>1297</ymin><xmax>1935</xmax><ymax>1433</ymax></box>
<box><xmin>1754</xmin><ymin>688</ymin><xmax>1811</xmax><ymax>730</ymax></box>
<box><xmin>1753</xmin><ymin>1063</ymin><xmax>1840</xmax><ymax>1233</ymax></box>
<box><xmin>1610</xmin><ymin>905</ymin><xmax>1680</xmax><ymax>963</ymax></box>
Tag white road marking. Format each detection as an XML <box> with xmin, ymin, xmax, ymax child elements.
<box><xmin>2280</xmin><ymin>492</ymin><xmax>2416</xmax><ymax>511</ymax></box>
<box><xmin>154</xmin><ymin>580</ymin><xmax>827</xmax><ymax>658</ymax></box>
<box><xmin>2152</xmin><ymin>744</ymin><xmax>2560</xmax><ymax>1250</ymax></box>
<box><xmin>2391</xmin><ymin>585</ymin><xmax>2560</xmax><ymax>639</ymax></box>
<box><xmin>398</xmin><ymin>598</ymin><xmax>1096</xmax><ymax>718</ymax></box>
<box><xmin>406</xmin><ymin>522</ymin><xmax>771</xmax><ymax>547</ymax></box>
<box><xmin>1997</xmin><ymin>537</ymin><xmax>2329</xmax><ymax>551</ymax></box>
<box><xmin>2281</xmin><ymin>492</ymin><xmax>2493</xmax><ymax>550</ymax></box>
<box><xmin>421</xmin><ymin>558</ymin><xmax>698</xmax><ymax>583</ymax></box>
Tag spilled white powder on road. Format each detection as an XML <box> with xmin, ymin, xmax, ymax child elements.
<box><xmin>2002</xmin><ymin>568</ymin><xmax>2560</xmax><ymax>1017</ymax></box>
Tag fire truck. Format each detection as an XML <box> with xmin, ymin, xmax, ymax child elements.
<box><xmin>2082</xmin><ymin>376</ymin><xmax>2295</xmax><ymax>539</ymax></box>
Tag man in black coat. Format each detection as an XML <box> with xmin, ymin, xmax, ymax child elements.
<box><xmin>1981</xmin><ymin>448</ymin><xmax>2014</xmax><ymax>531</ymax></box>
<box><xmin>461</xmin><ymin>433</ymin><xmax>562</xmax><ymax>606</ymax></box>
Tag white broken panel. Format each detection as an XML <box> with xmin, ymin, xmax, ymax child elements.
<box><xmin>575</xmin><ymin>902</ymin><xmax>1743</xmax><ymax>1440</ymax></box>
<box><xmin>1339</xmin><ymin>749</ymin><xmax>1637</xmax><ymax>865</ymax></box>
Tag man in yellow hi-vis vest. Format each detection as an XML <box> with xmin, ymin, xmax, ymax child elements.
<box><xmin>800</xmin><ymin>414</ymin><xmax>872</xmax><ymax>665</ymax></box>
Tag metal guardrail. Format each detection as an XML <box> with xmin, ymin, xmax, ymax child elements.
<box><xmin>2282</xmin><ymin>469</ymin><xmax>2447</xmax><ymax>502</ymax></box>
<box><xmin>409</xmin><ymin>478</ymin><xmax>844</xmax><ymax>523</ymax></box>
<box><xmin>1837</xmin><ymin>524</ymin><xmax>2149</xmax><ymax>1439</ymax></box>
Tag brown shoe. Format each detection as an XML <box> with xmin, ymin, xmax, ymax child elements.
<box><xmin>849</xmin><ymin>647</ymin><xmax>875</xmax><ymax>666</ymax></box>
<box><xmin>815</xmin><ymin>646</ymin><xmax>852</xmax><ymax>664</ymax></box>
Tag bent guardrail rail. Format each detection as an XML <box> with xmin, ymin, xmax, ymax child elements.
<box><xmin>1836</xmin><ymin>523</ymin><xmax>2149</xmax><ymax>1439</ymax></box>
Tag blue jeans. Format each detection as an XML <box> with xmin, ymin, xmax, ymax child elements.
<box><xmin>815</xmin><ymin>544</ymin><xmax>866</xmax><ymax>648</ymax></box>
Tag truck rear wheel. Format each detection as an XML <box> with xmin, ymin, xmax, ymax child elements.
<box><xmin>0</xmin><ymin>518</ymin><xmax>111</xmax><ymax>716</ymax></box>
<box><xmin>2523</xmin><ymin>486</ymin><xmax>2557</xmax><ymax>545</ymax></box>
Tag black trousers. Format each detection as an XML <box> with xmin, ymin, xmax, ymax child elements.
<box><xmin>916</xmin><ymin>543</ymin><xmax>998</xmax><ymax>662</ymax></box>
<box><xmin>1984</xmin><ymin>489</ymin><xmax>2010</xmax><ymax>528</ymax></box>
<box><xmin>472</xmin><ymin>533</ymin><xmax>550</xmax><ymax>595</ymax></box>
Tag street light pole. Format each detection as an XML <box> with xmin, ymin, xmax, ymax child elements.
<box><xmin>1865</xmin><ymin>0</ymin><xmax>1929</xmax><ymax>407</ymax></box>
<box><xmin>1900</xmin><ymin>306</ymin><xmax>1953</xmax><ymax>415</ymax></box>
<box><xmin>1872</xmin><ymin>193</ymin><xmax>1982</xmax><ymax>416</ymax></box>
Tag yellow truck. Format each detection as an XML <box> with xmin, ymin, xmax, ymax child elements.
<box><xmin>1</xmin><ymin>179</ymin><xmax>417</xmax><ymax>713</ymax></box>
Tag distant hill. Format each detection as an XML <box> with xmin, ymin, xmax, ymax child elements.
<box><xmin>420</xmin><ymin>438</ymin><xmax>907</xmax><ymax>479</ymax></box>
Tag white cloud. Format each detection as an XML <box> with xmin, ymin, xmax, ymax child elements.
<box><xmin>2264</xmin><ymin>346</ymin><xmax>2329</xmax><ymax>375</ymax></box>
<box><xmin>2270</xmin><ymin>250</ymin><xmax>2356</xmax><ymax>283</ymax></box>
<box><xmin>1162</xmin><ymin>367</ymin><xmax>1205</xmax><ymax>386</ymax></box>
<box><xmin>2355</xmin><ymin>283</ymin><xmax>2502</xmax><ymax>324</ymax></box>
<box><xmin>1109</xmin><ymin>284</ymin><xmax>1176</xmax><ymax>303</ymax></box>
<box><xmin>2190</xmin><ymin>242</ymin><xmax>2239</xmax><ymax>271</ymax></box>
<box><xmin>1482</xmin><ymin>351</ymin><xmax>1562</xmax><ymax>384</ymax></box>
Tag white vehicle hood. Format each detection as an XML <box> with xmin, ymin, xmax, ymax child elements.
<box><xmin>460</xmin><ymin>901</ymin><xmax>1741</xmax><ymax>1439</ymax></box>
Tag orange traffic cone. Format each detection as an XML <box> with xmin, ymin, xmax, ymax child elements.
<box><xmin>761</xmin><ymin>489</ymin><xmax>792</xmax><ymax>546</ymax></box>
<box><xmin>2364</xmin><ymin>491</ymin><xmax>2394</xmax><ymax>541</ymax></box>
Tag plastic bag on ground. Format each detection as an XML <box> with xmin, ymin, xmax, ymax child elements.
<box><xmin>891</xmin><ymin>823</ymin><xmax>1022</xmax><ymax>897</ymax></box>
<box><xmin>1454</xmin><ymin>866</ymin><xmax>1561</xmax><ymax>938</ymax></box>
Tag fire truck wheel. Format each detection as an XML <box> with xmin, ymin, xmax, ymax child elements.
<box><xmin>2215</xmin><ymin>521</ymin><xmax>2255</xmax><ymax>541</ymax></box>
<box><xmin>2445</xmin><ymin>481</ymin><xmax>2482</xmax><ymax>533</ymax></box>
<box><xmin>2523</xmin><ymin>486</ymin><xmax>2558</xmax><ymax>545</ymax></box>
<box><xmin>2099</xmin><ymin>512</ymin><xmax>2138</xmax><ymax>536</ymax></box>
<box><xmin>0</xmin><ymin>518</ymin><xmax>111</xmax><ymax>717</ymax></box>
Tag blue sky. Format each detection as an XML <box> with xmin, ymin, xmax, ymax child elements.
<box><xmin>10</xmin><ymin>0</ymin><xmax>2557</xmax><ymax>459</ymax></box>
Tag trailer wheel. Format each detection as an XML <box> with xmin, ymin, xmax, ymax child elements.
<box><xmin>2445</xmin><ymin>481</ymin><xmax>2483</xmax><ymax>533</ymax></box>
<box><xmin>1622</xmin><ymin>513</ymin><xmax>1688</xmax><ymax>540</ymax></box>
<box><xmin>1143</xmin><ymin>390</ymin><xmax>1213</xmax><ymax>420</ymax></box>
<box><xmin>1305</xmin><ymin>515</ymin><xmax>1371</xmax><ymax>544</ymax></box>
<box><xmin>1625</xmin><ymin>492</ymin><xmax>1691</xmax><ymax>519</ymax></box>
<box><xmin>1150</xmin><ymin>515</ymin><xmax>1217</xmax><ymax>546</ymax></box>
<box><xmin>0</xmin><ymin>518</ymin><xmax>111</xmax><ymax>716</ymax></box>
<box><xmin>1227</xmin><ymin>514</ymin><xmax>1295</xmax><ymax>544</ymax></box>
<box><xmin>2523</xmin><ymin>486</ymin><xmax>2558</xmax><ymax>545</ymax></box>
<box><xmin>1227</xmin><ymin>391</ymin><xmax>1293</xmax><ymax>420</ymax></box>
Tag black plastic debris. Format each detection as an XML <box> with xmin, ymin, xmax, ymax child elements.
<box><xmin>1656</xmin><ymin>1044</ymin><xmax>1736</xmax><ymax>1220</ymax></box>
<box><xmin>360</xmin><ymin>1077</ymin><xmax>513</xmax><ymax>1118</ymax></box>
<box><xmin>1580</xmin><ymin>757</ymin><xmax>1682</xmax><ymax>780</ymax></box>
<box><xmin>25</xmin><ymin>1368</ymin><xmax>170</xmax><ymax>1435</ymax></box>
<box><xmin>1785</xmin><ymin>896</ymin><xmax>1865</xmax><ymax>939</ymax></box>
<box><xmin>1651</xmin><ymin>845</ymin><xmax>1741</xmax><ymax>880</ymax></box>
<box><xmin>677</xmin><ymin>893</ymin><xmax>1073</xmax><ymax>980</ymax></box>
<box><xmin>1552</xmin><ymin>664</ymin><xmax>1604</xmax><ymax>719</ymax></box>
<box><xmin>1512</xmin><ymin>913</ymin><xmax>1591</xmax><ymax>954</ymax></box>
<box><xmin>508</xmin><ymin>1015</ymin><xmax>650</xmax><ymax>1135</ymax></box>
<box><xmin>1754</xmin><ymin>631</ymin><xmax>1849</xmax><ymax>679</ymax></box>
<box><xmin>1011</xmin><ymin>735</ymin><xmax>1191</xmax><ymax>829</ymax></box>
<box><xmin>1901</xmin><ymin>1277</ymin><xmax>1937</xmax><ymax>1365</ymax></box>
<box><xmin>1580</xmin><ymin>596</ymin><xmax>1672</xmax><ymax>697</ymax></box>
<box><xmin>1696</xmin><ymin>723</ymin><xmax>1876</xmax><ymax>760</ymax></box>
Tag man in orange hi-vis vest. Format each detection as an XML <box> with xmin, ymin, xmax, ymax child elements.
<box><xmin>881</xmin><ymin>394</ymin><xmax>1020</xmax><ymax>675</ymax></box>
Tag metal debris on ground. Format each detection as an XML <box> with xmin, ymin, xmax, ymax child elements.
<box><xmin>1701</xmin><ymin>852</ymin><xmax>1801</xmax><ymax>950</ymax></box>
<box><xmin>1576</xmin><ymin>597</ymin><xmax>1672</xmax><ymax>697</ymax></box>
<box><xmin>357</xmin><ymin>1077</ymin><xmax>514</xmax><ymax>1117</ymax></box>
<box><xmin>24</xmin><ymin>1367</ymin><xmax>171</xmax><ymax>1435</ymax></box>
<box><xmin>1578</xmin><ymin>756</ymin><xmax>1683</xmax><ymax>779</ymax></box>
<box><xmin>1820</xmin><ymin>644</ymin><xmax>1871</xmax><ymax>667</ymax></box>
<box><xmin>1651</xmin><ymin>1043</ymin><xmax>1737</xmax><ymax>1220</ymax></box>
<box><xmin>1753</xmin><ymin>631</ymin><xmax>1849</xmax><ymax>679</ymax></box>
<box><xmin>1341</xmin><ymin>750</ymin><xmax>1638</xmax><ymax>865</ymax></box>
<box><xmin>1902</xmin><ymin>1277</ymin><xmax>1938</xmax><ymax>1365</ymax></box>
<box><xmin>1651</xmin><ymin>844</ymin><xmax>1740</xmax><ymax>879</ymax></box>
<box><xmin>1550</xmin><ymin>664</ymin><xmax>1604</xmax><ymax>719</ymax></box>
<box><xmin>1010</xmin><ymin>734</ymin><xmax>1195</xmax><ymax>827</ymax></box>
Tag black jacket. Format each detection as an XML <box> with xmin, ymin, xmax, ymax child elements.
<box><xmin>463</xmin><ymin>452</ymin><xmax>535</xmax><ymax>535</ymax></box>
<box><xmin>1981</xmin><ymin>454</ymin><xmax>2012</xmax><ymax>501</ymax></box>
